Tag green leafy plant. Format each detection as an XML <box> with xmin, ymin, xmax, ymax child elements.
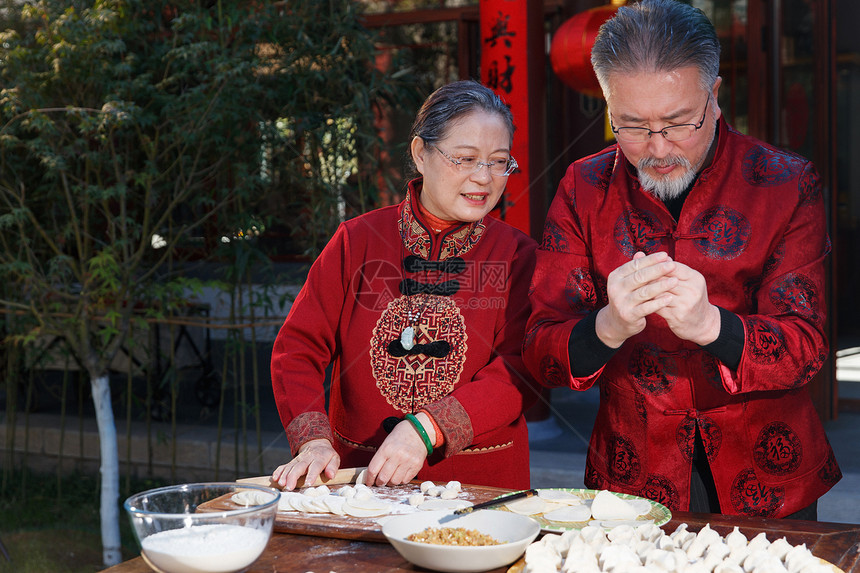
<box><xmin>0</xmin><ymin>0</ymin><xmax>419</xmax><ymax>566</ymax></box>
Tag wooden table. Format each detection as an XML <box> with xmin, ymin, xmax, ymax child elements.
<box><xmin>105</xmin><ymin>511</ymin><xmax>860</xmax><ymax>572</ymax></box>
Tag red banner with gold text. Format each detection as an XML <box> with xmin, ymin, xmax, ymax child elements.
<box><xmin>480</xmin><ymin>0</ymin><xmax>530</xmax><ymax>234</ymax></box>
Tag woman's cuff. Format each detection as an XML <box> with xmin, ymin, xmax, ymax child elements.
<box><xmin>422</xmin><ymin>396</ymin><xmax>472</xmax><ymax>456</ymax></box>
<box><xmin>286</xmin><ymin>411</ymin><xmax>334</xmax><ymax>456</ymax></box>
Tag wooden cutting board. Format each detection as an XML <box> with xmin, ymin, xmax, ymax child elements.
<box><xmin>198</xmin><ymin>482</ymin><xmax>511</xmax><ymax>543</ymax></box>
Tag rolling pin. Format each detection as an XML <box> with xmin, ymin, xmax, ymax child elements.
<box><xmin>237</xmin><ymin>466</ymin><xmax>367</xmax><ymax>490</ymax></box>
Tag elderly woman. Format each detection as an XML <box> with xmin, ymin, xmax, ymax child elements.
<box><xmin>270</xmin><ymin>80</ymin><xmax>538</xmax><ymax>490</ymax></box>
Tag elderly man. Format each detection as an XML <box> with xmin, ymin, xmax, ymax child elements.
<box><xmin>524</xmin><ymin>0</ymin><xmax>841</xmax><ymax>518</ymax></box>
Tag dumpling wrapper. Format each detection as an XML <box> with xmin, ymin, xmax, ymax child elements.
<box><xmin>590</xmin><ymin>490</ymin><xmax>640</xmax><ymax>521</ymax></box>
<box><xmin>590</xmin><ymin>519</ymin><xmax>654</xmax><ymax>529</ymax></box>
<box><xmin>345</xmin><ymin>495</ymin><xmax>391</xmax><ymax>512</ymax></box>
<box><xmin>322</xmin><ymin>495</ymin><xmax>346</xmax><ymax>515</ymax></box>
<box><xmin>231</xmin><ymin>490</ymin><xmax>276</xmax><ymax>506</ymax></box>
<box><xmin>543</xmin><ymin>504</ymin><xmax>593</xmax><ymax>523</ymax></box>
<box><xmin>538</xmin><ymin>489</ymin><xmax>585</xmax><ymax>505</ymax></box>
<box><xmin>300</xmin><ymin>496</ymin><xmax>329</xmax><ymax>513</ymax></box>
<box><xmin>628</xmin><ymin>499</ymin><xmax>653</xmax><ymax>516</ymax></box>
<box><xmin>418</xmin><ymin>498</ymin><xmax>472</xmax><ymax>511</ymax></box>
<box><xmin>275</xmin><ymin>492</ymin><xmax>303</xmax><ymax>512</ymax></box>
<box><xmin>342</xmin><ymin>501</ymin><xmax>391</xmax><ymax>518</ymax></box>
<box><xmin>506</xmin><ymin>495</ymin><xmax>548</xmax><ymax>515</ymax></box>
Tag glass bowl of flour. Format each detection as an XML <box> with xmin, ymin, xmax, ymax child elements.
<box><xmin>124</xmin><ymin>482</ymin><xmax>279</xmax><ymax>573</ymax></box>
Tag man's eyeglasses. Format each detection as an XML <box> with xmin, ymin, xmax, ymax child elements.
<box><xmin>429</xmin><ymin>143</ymin><xmax>518</xmax><ymax>177</ymax></box>
<box><xmin>610</xmin><ymin>97</ymin><xmax>711</xmax><ymax>143</ymax></box>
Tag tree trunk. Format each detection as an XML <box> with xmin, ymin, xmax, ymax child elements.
<box><xmin>91</xmin><ymin>372</ymin><xmax>122</xmax><ymax>567</ymax></box>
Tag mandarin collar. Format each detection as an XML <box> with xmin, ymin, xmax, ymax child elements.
<box><xmin>399</xmin><ymin>178</ymin><xmax>486</xmax><ymax>260</ymax></box>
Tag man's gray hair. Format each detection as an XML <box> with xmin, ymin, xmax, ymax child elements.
<box><xmin>591</xmin><ymin>0</ymin><xmax>720</xmax><ymax>98</ymax></box>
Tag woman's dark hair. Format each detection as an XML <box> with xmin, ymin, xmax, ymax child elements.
<box><xmin>408</xmin><ymin>80</ymin><xmax>514</xmax><ymax>172</ymax></box>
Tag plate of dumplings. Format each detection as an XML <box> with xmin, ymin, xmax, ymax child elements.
<box><xmin>509</xmin><ymin>521</ymin><xmax>843</xmax><ymax>573</ymax></box>
<box><xmin>492</xmin><ymin>488</ymin><xmax>671</xmax><ymax>533</ymax></box>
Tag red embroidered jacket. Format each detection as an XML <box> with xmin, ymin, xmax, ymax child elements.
<box><xmin>271</xmin><ymin>180</ymin><xmax>539</xmax><ymax>489</ymax></box>
<box><xmin>523</xmin><ymin>118</ymin><xmax>841</xmax><ymax>517</ymax></box>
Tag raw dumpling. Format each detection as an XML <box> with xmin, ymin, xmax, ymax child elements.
<box><xmin>598</xmin><ymin>543</ymin><xmax>640</xmax><ymax>571</ymax></box>
<box><xmin>355</xmin><ymin>468</ymin><xmax>368</xmax><ymax>486</ymax></box>
<box><xmin>524</xmin><ymin>542</ymin><xmax>562</xmax><ymax>571</ymax></box>
<box><xmin>636</xmin><ymin>523</ymin><xmax>664</xmax><ymax>543</ymax></box>
<box><xmin>607</xmin><ymin>524</ymin><xmax>637</xmax><ymax>545</ymax></box>
<box><xmin>726</xmin><ymin>526</ymin><xmax>748</xmax><ymax>551</ymax></box>
<box><xmin>747</xmin><ymin>532</ymin><xmax>771</xmax><ymax>553</ymax></box>
<box><xmin>426</xmin><ymin>485</ymin><xmax>446</xmax><ymax>497</ymax></box>
<box><xmin>590</xmin><ymin>490</ymin><xmax>640</xmax><ymax>521</ymax></box>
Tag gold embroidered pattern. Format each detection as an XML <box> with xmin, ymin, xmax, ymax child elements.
<box><xmin>399</xmin><ymin>190</ymin><xmax>485</xmax><ymax>259</ymax></box>
<box><xmin>335</xmin><ymin>431</ymin><xmax>377</xmax><ymax>452</ymax></box>
<box><xmin>370</xmin><ymin>294</ymin><xmax>468</xmax><ymax>413</ymax></box>
<box><xmin>460</xmin><ymin>441</ymin><xmax>514</xmax><ymax>454</ymax></box>
<box><xmin>440</xmin><ymin>223</ymin><xmax>485</xmax><ymax>260</ymax></box>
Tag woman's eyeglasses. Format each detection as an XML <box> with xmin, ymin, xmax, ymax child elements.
<box><xmin>429</xmin><ymin>143</ymin><xmax>518</xmax><ymax>177</ymax></box>
<box><xmin>610</xmin><ymin>97</ymin><xmax>710</xmax><ymax>143</ymax></box>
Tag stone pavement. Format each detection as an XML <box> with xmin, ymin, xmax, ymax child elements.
<box><xmin>527</xmin><ymin>375</ymin><xmax>860</xmax><ymax>525</ymax></box>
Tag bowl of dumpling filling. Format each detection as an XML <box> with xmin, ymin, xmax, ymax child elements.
<box><xmin>381</xmin><ymin>509</ymin><xmax>541</xmax><ymax>573</ymax></box>
<box><xmin>123</xmin><ymin>482</ymin><xmax>280</xmax><ymax>573</ymax></box>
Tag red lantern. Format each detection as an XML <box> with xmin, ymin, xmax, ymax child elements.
<box><xmin>549</xmin><ymin>1</ymin><xmax>626</xmax><ymax>99</ymax></box>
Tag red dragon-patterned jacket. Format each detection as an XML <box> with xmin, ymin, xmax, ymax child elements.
<box><xmin>523</xmin><ymin>118</ymin><xmax>841</xmax><ymax>517</ymax></box>
<box><xmin>271</xmin><ymin>179</ymin><xmax>538</xmax><ymax>490</ymax></box>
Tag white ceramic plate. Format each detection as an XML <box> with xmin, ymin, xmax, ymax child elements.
<box><xmin>491</xmin><ymin>488</ymin><xmax>671</xmax><ymax>533</ymax></box>
<box><xmin>380</xmin><ymin>509</ymin><xmax>540</xmax><ymax>573</ymax></box>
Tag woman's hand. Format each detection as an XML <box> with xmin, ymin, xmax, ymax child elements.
<box><xmin>271</xmin><ymin>438</ymin><xmax>340</xmax><ymax>491</ymax></box>
<box><xmin>364</xmin><ymin>416</ymin><xmax>432</xmax><ymax>486</ymax></box>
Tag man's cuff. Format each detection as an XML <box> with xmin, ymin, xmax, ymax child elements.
<box><xmin>701</xmin><ymin>306</ymin><xmax>744</xmax><ymax>370</ymax></box>
<box><xmin>568</xmin><ymin>311</ymin><xmax>619</xmax><ymax>378</ymax></box>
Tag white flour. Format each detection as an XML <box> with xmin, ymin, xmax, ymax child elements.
<box><xmin>141</xmin><ymin>523</ymin><xmax>268</xmax><ymax>573</ymax></box>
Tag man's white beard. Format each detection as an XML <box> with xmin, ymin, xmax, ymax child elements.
<box><xmin>637</xmin><ymin>155</ymin><xmax>697</xmax><ymax>201</ymax></box>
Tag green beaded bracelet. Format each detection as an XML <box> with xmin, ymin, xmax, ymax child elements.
<box><xmin>404</xmin><ymin>413</ymin><xmax>433</xmax><ymax>456</ymax></box>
